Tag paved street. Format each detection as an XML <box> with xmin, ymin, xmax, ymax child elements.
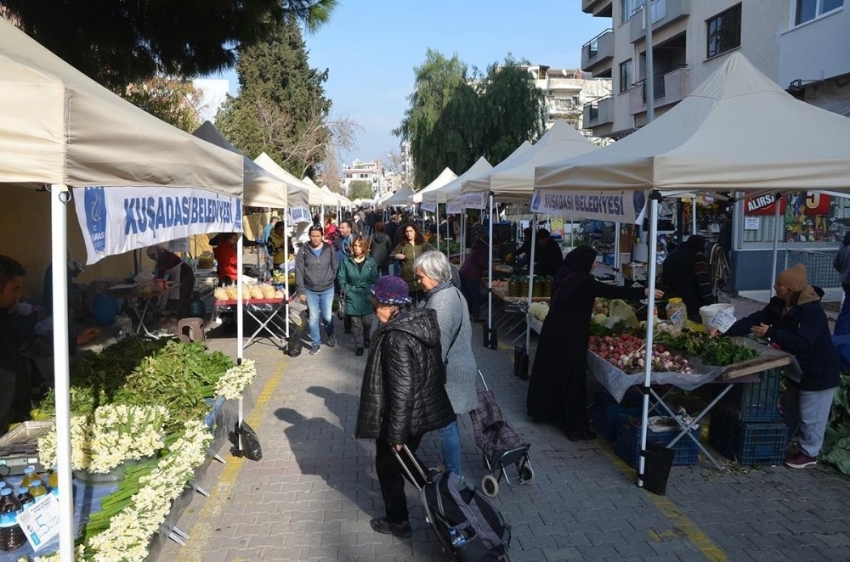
<box><xmin>158</xmin><ymin>302</ymin><xmax>850</xmax><ymax>562</ymax></box>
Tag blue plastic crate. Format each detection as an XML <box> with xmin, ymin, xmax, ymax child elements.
<box><xmin>709</xmin><ymin>409</ymin><xmax>788</xmax><ymax>466</ymax></box>
<box><xmin>614</xmin><ymin>413</ymin><xmax>700</xmax><ymax>467</ymax></box>
<box><xmin>716</xmin><ymin>369</ymin><xmax>782</xmax><ymax>422</ymax></box>
<box><xmin>591</xmin><ymin>392</ymin><xmax>642</xmax><ymax>441</ymax></box>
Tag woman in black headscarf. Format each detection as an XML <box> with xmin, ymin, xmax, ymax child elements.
<box><xmin>527</xmin><ymin>246</ymin><xmax>664</xmax><ymax>441</ymax></box>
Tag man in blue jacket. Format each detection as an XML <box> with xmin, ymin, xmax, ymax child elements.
<box><xmin>296</xmin><ymin>225</ymin><xmax>339</xmax><ymax>355</ymax></box>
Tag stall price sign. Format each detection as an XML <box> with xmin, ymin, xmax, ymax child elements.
<box><xmin>17</xmin><ymin>494</ymin><xmax>61</xmax><ymax>550</ymax></box>
<box><xmin>710</xmin><ymin>310</ymin><xmax>737</xmax><ymax>333</ymax></box>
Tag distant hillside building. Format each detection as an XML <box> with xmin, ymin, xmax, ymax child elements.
<box><xmin>522</xmin><ymin>65</ymin><xmax>613</xmax><ymax>132</ymax></box>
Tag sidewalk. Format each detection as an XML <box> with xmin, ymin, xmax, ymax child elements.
<box><xmin>158</xmin><ymin>312</ymin><xmax>850</xmax><ymax>562</ymax></box>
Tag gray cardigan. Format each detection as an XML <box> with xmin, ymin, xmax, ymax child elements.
<box><xmin>423</xmin><ymin>284</ymin><xmax>479</xmax><ymax>415</ymax></box>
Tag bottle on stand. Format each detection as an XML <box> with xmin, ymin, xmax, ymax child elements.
<box><xmin>0</xmin><ymin>488</ymin><xmax>25</xmax><ymax>552</ymax></box>
<box><xmin>49</xmin><ymin>465</ymin><xmax>60</xmax><ymax>497</ymax></box>
<box><xmin>20</xmin><ymin>466</ymin><xmax>37</xmax><ymax>489</ymax></box>
<box><xmin>16</xmin><ymin>488</ymin><xmax>34</xmax><ymax>510</ymax></box>
<box><xmin>29</xmin><ymin>480</ymin><xmax>48</xmax><ymax>501</ymax></box>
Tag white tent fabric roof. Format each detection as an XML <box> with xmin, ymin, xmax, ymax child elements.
<box><xmin>535</xmin><ymin>52</ymin><xmax>850</xmax><ymax>193</ymax></box>
<box><xmin>465</xmin><ymin>120</ymin><xmax>596</xmax><ymax>202</ymax></box>
<box><xmin>300</xmin><ymin>175</ymin><xmax>340</xmax><ymax>206</ymax></box>
<box><xmin>255</xmin><ymin>153</ymin><xmax>327</xmax><ymax>206</ymax></box>
<box><xmin>0</xmin><ymin>17</ymin><xmax>242</xmax><ymax>192</ymax></box>
<box><xmin>193</xmin><ymin>121</ymin><xmax>309</xmax><ymax>208</ymax></box>
<box><xmin>439</xmin><ymin>157</ymin><xmax>493</xmax><ymax>205</ymax></box>
<box><xmin>382</xmin><ymin>185</ymin><xmax>416</xmax><ymax>206</ymax></box>
<box><xmin>461</xmin><ymin>140</ymin><xmax>533</xmax><ymax>196</ymax></box>
<box><xmin>412</xmin><ymin>167</ymin><xmax>458</xmax><ymax>203</ymax></box>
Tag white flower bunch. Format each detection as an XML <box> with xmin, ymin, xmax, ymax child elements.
<box><xmin>87</xmin><ymin>420</ymin><xmax>213</xmax><ymax>561</ymax></box>
<box><xmin>38</xmin><ymin>405</ymin><xmax>169</xmax><ymax>473</ymax></box>
<box><xmin>214</xmin><ymin>359</ymin><xmax>258</xmax><ymax>400</ymax></box>
<box><xmin>528</xmin><ymin>302</ymin><xmax>550</xmax><ymax>321</ymax></box>
<box><xmin>30</xmin><ymin>544</ymin><xmax>86</xmax><ymax>561</ymax></box>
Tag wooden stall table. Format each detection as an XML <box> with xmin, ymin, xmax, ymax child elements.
<box><xmin>214</xmin><ymin>297</ymin><xmax>288</xmax><ymax>350</ymax></box>
<box><xmin>108</xmin><ymin>282</ymin><xmax>177</xmax><ymax>338</ymax></box>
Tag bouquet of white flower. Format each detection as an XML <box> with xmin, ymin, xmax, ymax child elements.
<box><xmin>214</xmin><ymin>359</ymin><xmax>258</xmax><ymax>400</ymax></box>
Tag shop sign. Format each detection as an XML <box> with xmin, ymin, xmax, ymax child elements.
<box><xmin>745</xmin><ymin>192</ymin><xmax>830</xmax><ymax>216</ymax></box>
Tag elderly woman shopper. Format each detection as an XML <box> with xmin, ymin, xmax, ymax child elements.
<box><xmin>712</xmin><ymin>264</ymin><xmax>839</xmax><ymax>469</ymax></box>
<box><xmin>337</xmin><ymin>235</ymin><xmax>379</xmax><ymax>356</ymax></box>
<box><xmin>392</xmin><ymin>222</ymin><xmax>433</xmax><ymax>304</ymax></box>
<box><xmin>355</xmin><ymin>276</ymin><xmax>454</xmax><ymax>539</ymax></box>
<box><xmin>413</xmin><ymin>251</ymin><xmax>478</xmax><ymax>477</ymax></box>
<box><xmin>528</xmin><ymin>246</ymin><xmax>664</xmax><ymax>441</ymax></box>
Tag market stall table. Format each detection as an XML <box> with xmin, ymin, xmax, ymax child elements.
<box><xmin>488</xmin><ymin>285</ymin><xmax>550</xmax><ymax>344</ymax></box>
<box><xmin>587</xmin><ymin>341</ymin><xmax>795</xmax><ymax>469</ymax></box>
<box><xmin>108</xmin><ymin>283</ymin><xmax>178</xmax><ymax>338</ymax></box>
<box><xmin>214</xmin><ymin>297</ymin><xmax>287</xmax><ymax>350</ymax></box>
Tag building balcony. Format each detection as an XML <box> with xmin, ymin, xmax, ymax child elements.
<box><xmin>630</xmin><ymin>0</ymin><xmax>690</xmax><ymax>44</ymax></box>
<box><xmin>582</xmin><ymin>0</ymin><xmax>613</xmax><ymax>17</ymax></box>
<box><xmin>584</xmin><ymin>96</ymin><xmax>614</xmax><ymax>128</ymax></box>
<box><xmin>629</xmin><ymin>65</ymin><xmax>690</xmax><ymax>115</ymax></box>
<box><xmin>581</xmin><ymin>29</ymin><xmax>614</xmax><ymax>74</ymax></box>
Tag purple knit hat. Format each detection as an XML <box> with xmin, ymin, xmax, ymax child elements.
<box><xmin>370</xmin><ymin>275</ymin><xmax>411</xmax><ymax>305</ymax></box>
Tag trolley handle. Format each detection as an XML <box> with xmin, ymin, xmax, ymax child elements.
<box><xmin>392</xmin><ymin>444</ymin><xmax>429</xmax><ymax>492</ymax></box>
<box><xmin>477</xmin><ymin>369</ymin><xmax>489</xmax><ymax>392</ymax></box>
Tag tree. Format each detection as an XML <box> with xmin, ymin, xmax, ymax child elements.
<box><xmin>348</xmin><ymin>180</ymin><xmax>374</xmax><ymax>200</ymax></box>
<box><xmin>3</xmin><ymin>0</ymin><xmax>337</xmax><ymax>90</ymax></box>
<box><xmin>122</xmin><ymin>77</ymin><xmax>206</xmax><ymax>133</ymax></box>
<box><xmin>215</xmin><ymin>17</ymin><xmax>339</xmax><ymax>178</ymax></box>
<box><xmin>394</xmin><ymin>50</ymin><xmax>480</xmax><ymax>189</ymax></box>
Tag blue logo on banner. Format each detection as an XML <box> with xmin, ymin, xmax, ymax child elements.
<box><xmin>84</xmin><ymin>187</ymin><xmax>107</xmax><ymax>252</ymax></box>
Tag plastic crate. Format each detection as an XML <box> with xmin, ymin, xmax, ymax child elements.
<box><xmin>708</xmin><ymin>410</ymin><xmax>788</xmax><ymax>466</ymax></box>
<box><xmin>614</xmin><ymin>413</ymin><xmax>700</xmax><ymax>467</ymax></box>
<box><xmin>716</xmin><ymin>369</ymin><xmax>782</xmax><ymax>422</ymax></box>
<box><xmin>591</xmin><ymin>392</ymin><xmax>642</xmax><ymax>441</ymax></box>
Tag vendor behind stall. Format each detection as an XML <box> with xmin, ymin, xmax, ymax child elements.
<box><xmin>1</xmin><ymin>255</ymin><xmax>98</xmax><ymax>436</ymax></box>
<box><xmin>146</xmin><ymin>245</ymin><xmax>194</xmax><ymax>317</ymax></box>
<box><xmin>662</xmin><ymin>234</ymin><xmax>714</xmax><ymax>321</ymax></box>
<box><xmin>213</xmin><ymin>233</ymin><xmax>239</xmax><ymax>286</ymax></box>
<box><xmin>711</xmin><ymin>264</ymin><xmax>839</xmax><ymax>469</ymax></box>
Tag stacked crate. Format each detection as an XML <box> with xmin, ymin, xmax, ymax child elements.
<box><xmin>709</xmin><ymin>369</ymin><xmax>789</xmax><ymax>466</ymax></box>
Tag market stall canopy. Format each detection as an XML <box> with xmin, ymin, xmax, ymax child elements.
<box><xmin>301</xmin><ymin>175</ymin><xmax>340</xmax><ymax>206</ymax></box>
<box><xmin>464</xmin><ymin>120</ymin><xmax>596</xmax><ymax>204</ymax></box>
<box><xmin>534</xmin><ymin>52</ymin><xmax>850</xmax><ymax>195</ymax></box>
<box><xmin>320</xmin><ymin>184</ymin><xmax>347</xmax><ymax>207</ymax></box>
<box><xmin>460</xmin><ymin>141</ymin><xmax>533</xmax><ymax>202</ymax></box>
<box><xmin>0</xmin><ymin>18</ymin><xmax>242</xmax><ymax>193</ymax></box>
<box><xmin>193</xmin><ymin>121</ymin><xmax>309</xmax><ymax>208</ymax></box>
<box><xmin>382</xmin><ymin>185</ymin><xmax>416</xmax><ymax>206</ymax></box>
<box><xmin>436</xmin><ymin>157</ymin><xmax>494</xmax><ymax>210</ymax></box>
<box><xmin>412</xmin><ymin>167</ymin><xmax>458</xmax><ymax>204</ymax></box>
<box><xmin>254</xmin><ymin>153</ymin><xmax>327</xmax><ymax>207</ymax></box>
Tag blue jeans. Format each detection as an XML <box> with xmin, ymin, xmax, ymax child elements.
<box><xmin>834</xmin><ymin>285</ymin><xmax>850</xmax><ymax>336</ymax></box>
<box><xmin>305</xmin><ymin>287</ymin><xmax>335</xmax><ymax>346</ymax></box>
<box><xmin>437</xmin><ymin>418</ymin><xmax>461</xmax><ymax>477</ymax></box>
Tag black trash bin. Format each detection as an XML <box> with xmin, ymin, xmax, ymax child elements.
<box><xmin>642</xmin><ymin>442</ymin><xmax>676</xmax><ymax>495</ymax></box>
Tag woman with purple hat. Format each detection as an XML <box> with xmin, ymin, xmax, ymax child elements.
<box><xmin>354</xmin><ymin>276</ymin><xmax>454</xmax><ymax>539</ymax></box>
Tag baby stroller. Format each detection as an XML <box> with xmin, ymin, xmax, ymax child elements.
<box><xmin>470</xmin><ymin>370</ymin><xmax>534</xmax><ymax>497</ymax></box>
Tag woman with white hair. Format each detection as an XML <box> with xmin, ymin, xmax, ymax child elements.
<box><xmin>413</xmin><ymin>250</ymin><xmax>478</xmax><ymax>477</ymax></box>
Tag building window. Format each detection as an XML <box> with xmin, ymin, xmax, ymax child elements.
<box><xmin>619</xmin><ymin>60</ymin><xmax>633</xmax><ymax>92</ymax></box>
<box><xmin>794</xmin><ymin>0</ymin><xmax>843</xmax><ymax>25</ymax></box>
<box><xmin>621</xmin><ymin>0</ymin><xmax>644</xmax><ymax>24</ymax></box>
<box><xmin>706</xmin><ymin>4</ymin><xmax>742</xmax><ymax>59</ymax></box>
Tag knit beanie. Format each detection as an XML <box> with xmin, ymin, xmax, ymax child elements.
<box><xmin>776</xmin><ymin>263</ymin><xmax>808</xmax><ymax>292</ymax></box>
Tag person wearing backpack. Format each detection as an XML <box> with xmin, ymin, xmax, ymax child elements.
<box><xmin>355</xmin><ymin>276</ymin><xmax>454</xmax><ymax>539</ymax></box>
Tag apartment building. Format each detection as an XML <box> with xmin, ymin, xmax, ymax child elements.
<box><xmin>522</xmin><ymin>65</ymin><xmax>613</xmax><ymax>132</ymax></box>
<box><xmin>580</xmin><ymin>0</ymin><xmax>850</xmax><ymax>137</ymax></box>
<box><xmin>342</xmin><ymin>159</ymin><xmax>382</xmax><ymax>198</ymax></box>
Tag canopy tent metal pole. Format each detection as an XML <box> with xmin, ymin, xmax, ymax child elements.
<box><xmin>770</xmin><ymin>193</ymin><xmax>782</xmax><ymax>297</ymax></box>
<box><xmin>284</xmin><ymin>213</ymin><xmax>290</xmax><ymax>340</ymax></box>
<box><xmin>525</xmin><ymin>213</ymin><xmax>538</xmax><ymax>351</ymax></box>
<box><xmin>692</xmin><ymin>198</ymin><xmax>698</xmax><ymax>235</ymax></box>
<box><xmin>236</xmin><ymin>234</ymin><xmax>245</xmax><ymax>452</ymax></box>
<box><xmin>486</xmin><ymin>193</ymin><xmax>495</xmax><ymax>348</ymax></box>
<box><xmin>615</xmin><ymin>222</ymin><xmax>621</xmax><ymax>271</ymax></box>
<box><xmin>51</xmin><ymin>184</ymin><xmax>74</xmax><ymax>560</ymax></box>
<box><xmin>436</xmin><ymin>204</ymin><xmax>441</xmax><ymax>252</ymax></box>
<box><xmin>637</xmin><ymin>194</ymin><xmax>660</xmax><ymax>488</ymax></box>
<box><xmin>446</xmin><ymin>211</ymin><xmax>451</xmax><ymax>257</ymax></box>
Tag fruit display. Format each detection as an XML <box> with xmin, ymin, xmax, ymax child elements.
<box><xmin>588</xmin><ymin>334</ymin><xmax>693</xmax><ymax>374</ymax></box>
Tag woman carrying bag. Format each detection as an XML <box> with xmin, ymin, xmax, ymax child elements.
<box><xmin>337</xmin><ymin>235</ymin><xmax>379</xmax><ymax>356</ymax></box>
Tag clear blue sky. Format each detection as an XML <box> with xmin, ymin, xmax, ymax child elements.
<box><xmin>220</xmin><ymin>1</ymin><xmax>608</xmax><ymax>165</ymax></box>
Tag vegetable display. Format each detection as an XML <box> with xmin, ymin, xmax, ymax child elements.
<box><xmin>655</xmin><ymin>330</ymin><xmax>758</xmax><ymax>367</ymax></box>
<box><xmin>589</xmin><ymin>334</ymin><xmax>693</xmax><ymax>374</ymax></box>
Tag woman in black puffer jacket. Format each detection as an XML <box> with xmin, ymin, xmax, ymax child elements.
<box><xmin>355</xmin><ymin>276</ymin><xmax>454</xmax><ymax>539</ymax></box>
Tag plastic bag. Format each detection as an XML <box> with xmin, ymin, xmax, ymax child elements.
<box><xmin>607</xmin><ymin>299</ymin><xmax>639</xmax><ymax>329</ymax></box>
<box><xmin>237</xmin><ymin>421</ymin><xmax>263</xmax><ymax>461</ymax></box>
<box><xmin>287</xmin><ymin>332</ymin><xmax>303</xmax><ymax>357</ymax></box>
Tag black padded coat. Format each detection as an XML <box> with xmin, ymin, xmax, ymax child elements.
<box><xmin>355</xmin><ymin>308</ymin><xmax>455</xmax><ymax>443</ymax></box>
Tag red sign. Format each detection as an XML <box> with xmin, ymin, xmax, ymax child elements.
<box><xmin>745</xmin><ymin>193</ymin><xmax>830</xmax><ymax>216</ymax></box>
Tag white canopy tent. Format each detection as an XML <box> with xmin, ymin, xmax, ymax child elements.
<box><xmin>254</xmin><ymin>153</ymin><xmax>325</xmax><ymax>207</ymax></box>
<box><xmin>533</xmin><ymin>51</ymin><xmax>850</xmax><ymax>489</ymax></box>
<box><xmin>412</xmin><ymin>167</ymin><xmax>458</xmax><ymax>204</ymax></box>
<box><xmin>0</xmin><ymin>17</ymin><xmax>244</xmax><ymax>558</ymax></box>
<box><xmin>382</xmin><ymin>185</ymin><xmax>417</xmax><ymax>206</ymax></box>
<box><xmin>435</xmin><ymin>157</ymin><xmax>493</xmax><ymax>207</ymax></box>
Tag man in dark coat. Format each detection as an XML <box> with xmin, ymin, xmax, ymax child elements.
<box><xmin>661</xmin><ymin>234</ymin><xmax>714</xmax><ymax>321</ymax></box>
<box><xmin>534</xmin><ymin>229</ymin><xmax>564</xmax><ymax>277</ymax></box>
<box><xmin>355</xmin><ymin>276</ymin><xmax>454</xmax><ymax>538</ymax></box>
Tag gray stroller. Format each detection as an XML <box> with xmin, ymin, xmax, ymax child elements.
<box><xmin>470</xmin><ymin>371</ymin><xmax>534</xmax><ymax>497</ymax></box>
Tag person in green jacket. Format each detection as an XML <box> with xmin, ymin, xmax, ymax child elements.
<box><xmin>338</xmin><ymin>235</ymin><xmax>379</xmax><ymax>356</ymax></box>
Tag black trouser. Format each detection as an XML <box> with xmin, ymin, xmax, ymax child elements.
<box><xmin>0</xmin><ymin>367</ymin><xmax>17</xmax><ymax>436</ymax></box>
<box><xmin>378</xmin><ymin>265</ymin><xmax>389</xmax><ymax>277</ymax></box>
<box><xmin>375</xmin><ymin>435</ymin><xmax>424</xmax><ymax>524</ymax></box>
<box><xmin>459</xmin><ymin>275</ymin><xmax>481</xmax><ymax>319</ymax></box>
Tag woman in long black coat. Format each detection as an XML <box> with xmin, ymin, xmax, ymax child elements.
<box><xmin>527</xmin><ymin>246</ymin><xmax>663</xmax><ymax>441</ymax></box>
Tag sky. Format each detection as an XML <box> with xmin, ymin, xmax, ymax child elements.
<box><xmin>215</xmin><ymin>0</ymin><xmax>609</xmax><ymax>166</ymax></box>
